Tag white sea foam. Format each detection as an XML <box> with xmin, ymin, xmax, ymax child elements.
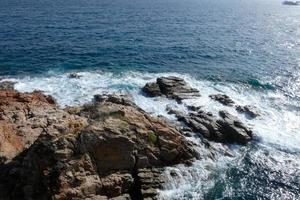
<box><xmin>10</xmin><ymin>70</ymin><xmax>300</xmax><ymax>150</ymax></box>
<box><xmin>8</xmin><ymin>70</ymin><xmax>300</xmax><ymax>199</ymax></box>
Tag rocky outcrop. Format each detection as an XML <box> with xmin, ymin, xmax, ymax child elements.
<box><xmin>209</xmin><ymin>94</ymin><xmax>235</xmax><ymax>106</ymax></box>
<box><xmin>77</xmin><ymin>94</ymin><xmax>196</xmax><ymax>168</ymax></box>
<box><xmin>168</xmin><ymin>107</ymin><xmax>252</xmax><ymax>145</ymax></box>
<box><xmin>142</xmin><ymin>76</ymin><xmax>253</xmax><ymax>145</ymax></box>
<box><xmin>0</xmin><ymin>90</ymin><xmax>196</xmax><ymax>200</ymax></box>
<box><xmin>142</xmin><ymin>76</ymin><xmax>200</xmax><ymax>102</ymax></box>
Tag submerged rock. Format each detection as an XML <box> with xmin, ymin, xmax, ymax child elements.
<box><xmin>209</xmin><ymin>94</ymin><xmax>235</xmax><ymax>106</ymax></box>
<box><xmin>142</xmin><ymin>76</ymin><xmax>200</xmax><ymax>103</ymax></box>
<box><xmin>0</xmin><ymin>91</ymin><xmax>196</xmax><ymax>200</ymax></box>
<box><xmin>68</xmin><ymin>73</ymin><xmax>82</xmax><ymax>79</ymax></box>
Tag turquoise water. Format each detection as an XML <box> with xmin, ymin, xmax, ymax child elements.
<box><xmin>1</xmin><ymin>0</ymin><xmax>300</xmax><ymax>199</ymax></box>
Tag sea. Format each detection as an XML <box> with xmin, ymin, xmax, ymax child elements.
<box><xmin>0</xmin><ymin>0</ymin><xmax>299</xmax><ymax>199</ymax></box>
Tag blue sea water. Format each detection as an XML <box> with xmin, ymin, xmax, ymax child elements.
<box><xmin>1</xmin><ymin>0</ymin><xmax>300</xmax><ymax>199</ymax></box>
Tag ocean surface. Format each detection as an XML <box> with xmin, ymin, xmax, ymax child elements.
<box><xmin>1</xmin><ymin>0</ymin><xmax>300</xmax><ymax>199</ymax></box>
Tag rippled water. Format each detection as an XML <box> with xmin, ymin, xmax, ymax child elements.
<box><xmin>1</xmin><ymin>0</ymin><xmax>300</xmax><ymax>199</ymax></box>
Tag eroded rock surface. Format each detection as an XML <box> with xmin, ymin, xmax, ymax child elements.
<box><xmin>142</xmin><ymin>76</ymin><xmax>200</xmax><ymax>102</ymax></box>
<box><xmin>0</xmin><ymin>90</ymin><xmax>196</xmax><ymax>200</ymax></box>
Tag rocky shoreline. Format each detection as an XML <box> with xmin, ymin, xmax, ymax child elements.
<box><xmin>0</xmin><ymin>76</ymin><xmax>256</xmax><ymax>200</ymax></box>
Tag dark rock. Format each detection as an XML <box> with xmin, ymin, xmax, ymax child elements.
<box><xmin>170</xmin><ymin>107</ymin><xmax>252</xmax><ymax>145</ymax></box>
<box><xmin>186</xmin><ymin>105</ymin><xmax>202</xmax><ymax>112</ymax></box>
<box><xmin>68</xmin><ymin>73</ymin><xmax>82</xmax><ymax>79</ymax></box>
<box><xmin>142</xmin><ymin>76</ymin><xmax>200</xmax><ymax>103</ymax></box>
<box><xmin>0</xmin><ymin>81</ymin><xmax>16</xmax><ymax>91</ymax></box>
<box><xmin>236</xmin><ymin>105</ymin><xmax>260</xmax><ymax>118</ymax></box>
<box><xmin>217</xmin><ymin>110</ymin><xmax>252</xmax><ymax>144</ymax></box>
<box><xmin>142</xmin><ymin>82</ymin><xmax>162</xmax><ymax>97</ymax></box>
<box><xmin>209</xmin><ymin>94</ymin><xmax>235</xmax><ymax>106</ymax></box>
<box><xmin>282</xmin><ymin>1</ymin><xmax>300</xmax><ymax>6</ymax></box>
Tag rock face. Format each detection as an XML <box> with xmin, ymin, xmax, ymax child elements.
<box><xmin>142</xmin><ymin>76</ymin><xmax>200</xmax><ymax>102</ymax></box>
<box><xmin>0</xmin><ymin>90</ymin><xmax>195</xmax><ymax>200</ymax></box>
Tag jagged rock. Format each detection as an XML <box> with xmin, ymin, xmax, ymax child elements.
<box><xmin>209</xmin><ymin>94</ymin><xmax>235</xmax><ymax>106</ymax></box>
<box><xmin>0</xmin><ymin>91</ymin><xmax>196</xmax><ymax>200</ymax></box>
<box><xmin>170</xmin><ymin>107</ymin><xmax>252</xmax><ymax>145</ymax></box>
<box><xmin>142</xmin><ymin>76</ymin><xmax>200</xmax><ymax>102</ymax></box>
<box><xmin>236</xmin><ymin>105</ymin><xmax>260</xmax><ymax>118</ymax></box>
<box><xmin>217</xmin><ymin>110</ymin><xmax>252</xmax><ymax>144</ymax></box>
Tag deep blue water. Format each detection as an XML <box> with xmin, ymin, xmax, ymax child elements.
<box><xmin>1</xmin><ymin>0</ymin><xmax>300</xmax><ymax>199</ymax></box>
<box><xmin>1</xmin><ymin>0</ymin><xmax>300</xmax><ymax>85</ymax></box>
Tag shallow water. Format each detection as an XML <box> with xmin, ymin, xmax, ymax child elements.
<box><xmin>1</xmin><ymin>0</ymin><xmax>300</xmax><ymax>199</ymax></box>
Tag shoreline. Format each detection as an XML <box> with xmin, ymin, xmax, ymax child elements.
<box><xmin>0</xmin><ymin>76</ymin><xmax>255</xmax><ymax>199</ymax></box>
<box><xmin>0</xmin><ymin>73</ymin><xmax>299</xmax><ymax>199</ymax></box>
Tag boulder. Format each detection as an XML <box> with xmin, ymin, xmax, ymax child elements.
<box><xmin>142</xmin><ymin>76</ymin><xmax>200</xmax><ymax>102</ymax></box>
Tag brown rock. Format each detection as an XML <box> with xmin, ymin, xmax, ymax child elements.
<box><xmin>0</xmin><ymin>92</ymin><xmax>196</xmax><ymax>200</ymax></box>
<box><xmin>80</xmin><ymin>131</ymin><xmax>136</xmax><ymax>173</ymax></box>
